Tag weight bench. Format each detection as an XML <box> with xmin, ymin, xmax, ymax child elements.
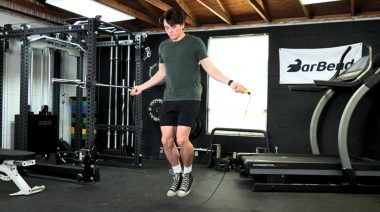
<box><xmin>0</xmin><ymin>149</ymin><xmax>45</xmax><ymax>196</ymax></box>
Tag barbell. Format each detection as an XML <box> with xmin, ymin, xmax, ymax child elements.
<box><xmin>52</xmin><ymin>78</ymin><xmax>132</xmax><ymax>90</ymax></box>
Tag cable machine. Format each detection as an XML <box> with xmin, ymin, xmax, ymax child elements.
<box><xmin>0</xmin><ymin>17</ymin><xmax>146</xmax><ymax>182</ymax></box>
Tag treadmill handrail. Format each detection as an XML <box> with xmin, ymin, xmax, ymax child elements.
<box><xmin>309</xmin><ymin>89</ymin><xmax>335</xmax><ymax>155</ymax></box>
<box><xmin>338</xmin><ymin>67</ymin><xmax>380</xmax><ymax>171</ymax></box>
<box><xmin>314</xmin><ymin>44</ymin><xmax>373</xmax><ymax>88</ymax></box>
<box><xmin>329</xmin><ymin>45</ymin><xmax>352</xmax><ymax>81</ymax></box>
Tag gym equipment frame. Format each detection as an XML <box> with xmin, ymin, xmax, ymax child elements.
<box><xmin>0</xmin><ymin>17</ymin><xmax>145</xmax><ymax>181</ymax></box>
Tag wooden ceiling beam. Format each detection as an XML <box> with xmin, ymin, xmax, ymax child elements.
<box><xmin>96</xmin><ymin>0</ymin><xmax>159</xmax><ymax>26</ymax></box>
<box><xmin>137</xmin><ymin>0</ymin><xmax>161</xmax><ymax>18</ymax></box>
<box><xmin>144</xmin><ymin>0</ymin><xmax>197</xmax><ymax>26</ymax></box>
<box><xmin>0</xmin><ymin>0</ymin><xmax>67</xmax><ymax>25</ymax></box>
<box><xmin>351</xmin><ymin>0</ymin><xmax>355</xmax><ymax>16</ymax></box>
<box><xmin>297</xmin><ymin>0</ymin><xmax>311</xmax><ymax>19</ymax></box>
<box><xmin>196</xmin><ymin>0</ymin><xmax>233</xmax><ymax>25</ymax></box>
<box><xmin>215</xmin><ymin>0</ymin><xmax>229</xmax><ymax>16</ymax></box>
<box><xmin>175</xmin><ymin>0</ymin><xmax>196</xmax><ymax>20</ymax></box>
<box><xmin>143</xmin><ymin>0</ymin><xmax>171</xmax><ymax>11</ymax></box>
<box><xmin>174</xmin><ymin>0</ymin><xmax>199</xmax><ymax>26</ymax></box>
<box><xmin>247</xmin><ymin>0</ymin><xmax>271</xmax><ymax>22</ymax></box>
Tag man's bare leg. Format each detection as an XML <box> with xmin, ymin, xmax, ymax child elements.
<box><xmin>161</xmin><ymin>126</ymin><xmax>182</xmax><ymax>197</ymax></box>
<box><xmin>176</xmin><ymin>126</ymin><xmax>194</xmax><ymax>168</ymax></box>
<box><xmin>176</xmin><ymin>126</ymin><xmax>194</xmax><ymax>197</ymax></box>
<box><xmin>161</xmin><ymin>126</ymin><xmax>180</xmax><ymax>167</ymax></box>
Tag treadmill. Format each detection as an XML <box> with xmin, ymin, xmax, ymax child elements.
<box><xmin>240</xmin><ymin>43</ymin><xmax>380</xmax><ymax>192</ymax></box>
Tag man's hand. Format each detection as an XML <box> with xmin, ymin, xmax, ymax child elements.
<box><xmin>130</xmin><ymin>85</ymin><xmax>143</xmax><ymax>96</ymax></box>
<box><xmin>230</xmin><ymin>81</ymin><xmax>250</xmax><ymax>95</ymax></box>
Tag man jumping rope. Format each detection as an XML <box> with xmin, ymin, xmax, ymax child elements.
<box><xmin>130</xmin><ymin>7</ymin><xmax>248</xmax><ymax>197</ymax></box>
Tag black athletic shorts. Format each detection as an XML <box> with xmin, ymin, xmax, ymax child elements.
<box><xmin>159</xmin><ymin>100</ymin><xmax>200</xmax><ymax>127</ymax></box>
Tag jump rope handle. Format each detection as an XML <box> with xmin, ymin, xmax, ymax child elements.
<box><xmin>243</xmin><ymin>89</ymin><xmax>251</xmax><ymax>95</ymax></box>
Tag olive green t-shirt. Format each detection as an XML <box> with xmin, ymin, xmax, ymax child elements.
<box><xmin>159</xmin><ymin>35</ymin><xmax>208</xmax><ymax>101</ymax></box>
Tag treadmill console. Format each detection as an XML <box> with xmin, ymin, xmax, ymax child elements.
<box><xmin>332</xmin><ymin>55</ymin><xmax>369</xmax><ymax>82</ymax></box>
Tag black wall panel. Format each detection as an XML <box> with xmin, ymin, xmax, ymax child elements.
<box><xmin>107</xmin><ymin>20</ymin><xmax>380</xmax><ymax>159</ymax></box>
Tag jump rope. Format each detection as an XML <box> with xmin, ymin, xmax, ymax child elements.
<box><xmin>130</xmin><ymin>86</ymin><xmax>252</xmax><ymax>202</ymax></box>
<box><xmin>203</xmin><ymin>88</ymin><xmax>252</xmax><ymax>204</ymax></box>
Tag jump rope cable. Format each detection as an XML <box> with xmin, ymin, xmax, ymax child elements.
<box><xmin>239</xmin><ymin>93</ymin><xmax>252</xmax><ymax>137</ymax></box>
<box><xmin>130</xmin><ymin>88</ymin><xmax>250</xmax><ymax>203</ymax></box>
<box><xmin>203</xmin><ymin>91</ymin><xmax>252</xmax><ymax>204</ymax></box>
<box><xmin>202</xmin><ymin>167</ymin><xmax>228</xmax><ymax>204</ymax></box>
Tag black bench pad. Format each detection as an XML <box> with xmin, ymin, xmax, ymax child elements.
<box><xmin>0</xmin><ymin>149</ymin><xmax>36</xmax><ymax>161</ymax></box>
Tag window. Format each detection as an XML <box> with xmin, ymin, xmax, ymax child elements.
<box><xmin>207</xmin><ymin>34</ymin><xmax>268</xmax><ymax>135</ymax></box>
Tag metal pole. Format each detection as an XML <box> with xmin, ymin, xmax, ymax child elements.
<box><xmin>114</xmin><ymin>43</ymin><xmax>119</xmax><ymax>149</ymax></box>
<box><xmin>107</xmin><ymin>38</ymin><xmax>113</xmax><ymax>149</ymax></box>
<box><xmin>42</xmin><ymin>48</ymin><xmax>48</xmax><ymax>107</ymax></box>
<box><xmin>47</xmin><ymin>49</ymin><xmax>52</xmax><ymax>107</ymax></box>
<box><xmin>51</xmin><ymin>78</ymin><xmax>82</xmax><ymax>84</ymax></box>
<box><xmin>18</xmin><ymin>25</ymin><xmax>32</xmax><ymax>150</ymax></box>
<box><xmin>85</xmin><ymin>18</ymin><xmax>97</xmax><ymax>150</ymax></box>
<box><xmin>61</xmin><ymin>86</ymin><xmax>65</xmax><ymax>139</ymax></box>
<box><xmin>121</xmin><ymin>44</ymin><xmax>125</xmax><ymax>147</ymax></box>
<box><xmin>121</xmin><ymin>79</ymin><xmax>125</xmax><ymax>147</ymax></box>
<box><xmin>29</xmin><ymin>49</ymin><xmax>34</xmax><ymax>109</ymax></box>
<box><xmin>40</xmin><ymin>49</ymin><xmax>44</xmax><ymax>108</ymax></box>
<box><xmin>51</xmin><ymin>78</ymin><xmax>131</xmax><ymax>89</ymax></box>
<box><xmin>126</xmin><ymin>35</ymin><xmax>131</xmax><ymax>148</ymax></box>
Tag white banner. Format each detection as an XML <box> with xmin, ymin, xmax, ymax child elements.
<box><xmin>279</xmin><ymin>43</ymin><xmax>362</xmax><ymax>84</ymax></box>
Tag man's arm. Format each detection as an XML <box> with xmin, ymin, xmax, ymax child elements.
<box><xmin>130</xmin><ymin>63</ymin><xmax>166</xmax><ymax>96</ymax></box>
<box><xmin>200</xmin><ymin>57</ymin><xmax>247</xmax><ymax>93</ymax></box>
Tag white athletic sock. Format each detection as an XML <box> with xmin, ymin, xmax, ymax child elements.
<box><xmin>172</xmin><ymin>164</ymin><xmax>182</xmax><ymax>174</ymax></box>
<box><xmin>183</xmin><ymin>165</ymin><xmax>192</xmax><ymax>174</ymax></box>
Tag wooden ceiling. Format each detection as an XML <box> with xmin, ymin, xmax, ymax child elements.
<box><xmin>1</xmin><ymin>0</ymin><xmax>380</xmax><ymax>32</ymax></box>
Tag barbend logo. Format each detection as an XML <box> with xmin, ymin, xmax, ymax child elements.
<box><xmin>287</xmin><ymin>59</ymin><xmax>354</xmax><ymax>72</ymax></box>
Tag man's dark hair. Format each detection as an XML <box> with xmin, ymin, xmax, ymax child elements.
<box><xmin>159</xmin><ymin>8</ymin><xmax>185</xmax><ymax>26</ymax></box>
